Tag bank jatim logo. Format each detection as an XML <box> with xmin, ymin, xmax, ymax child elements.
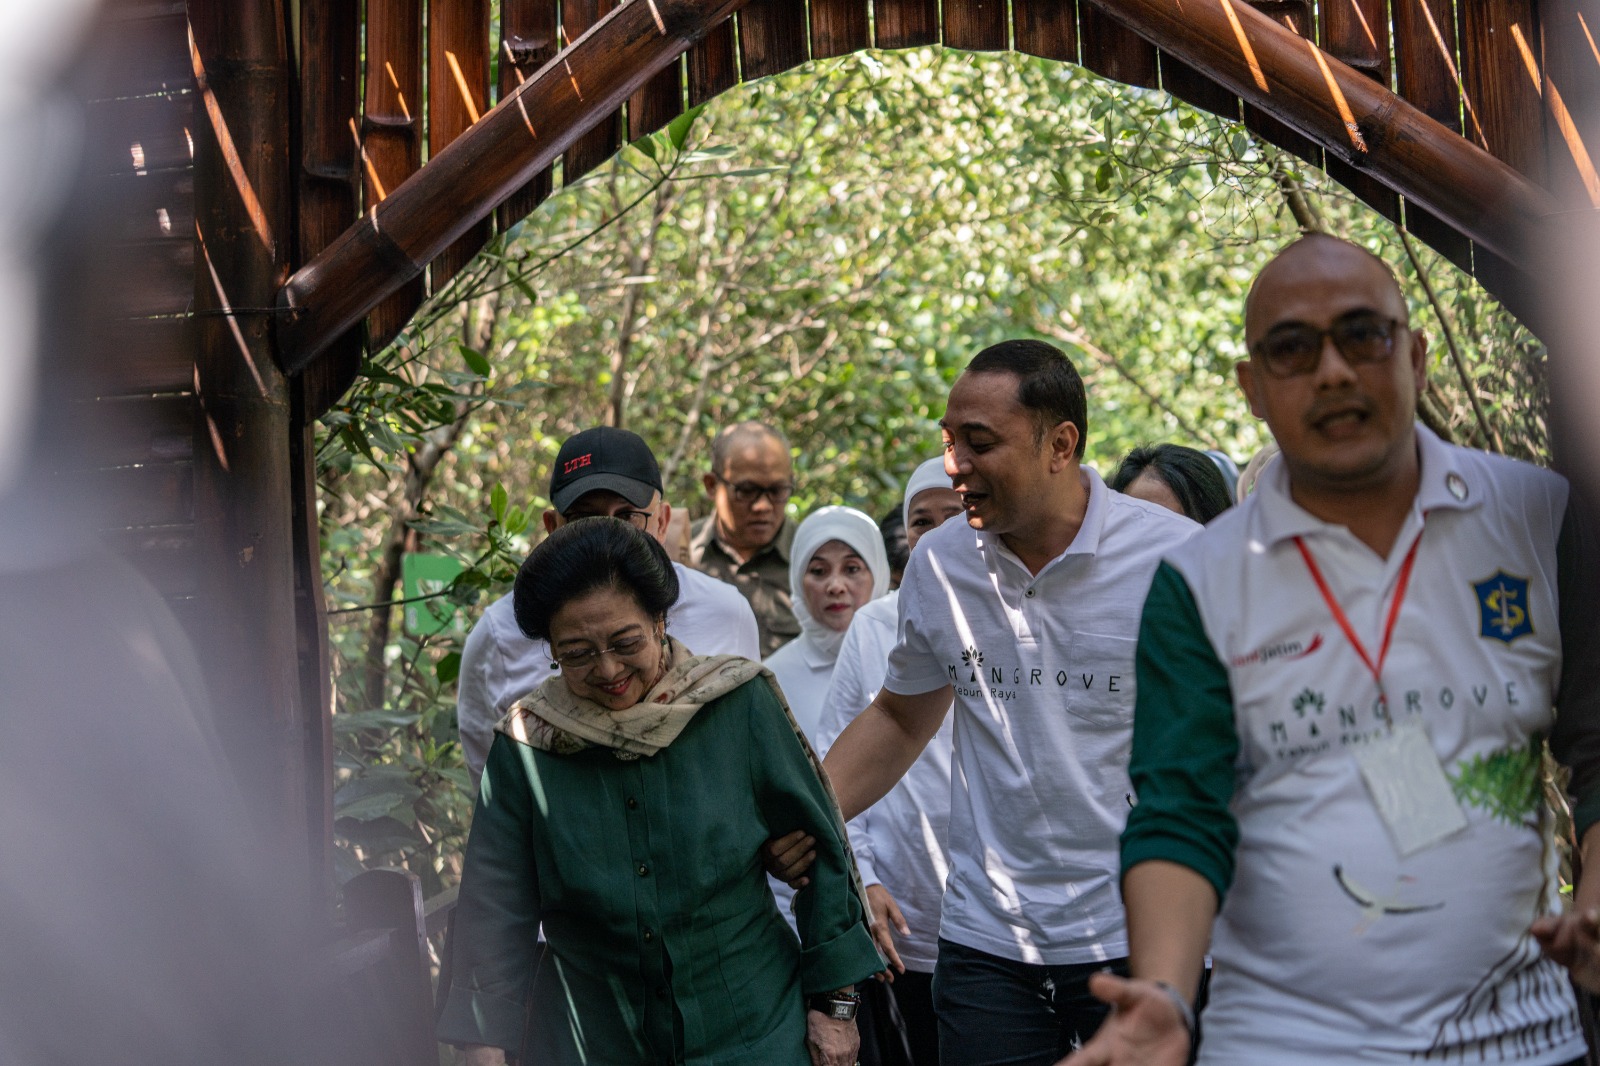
<box><xmin>961</xmin><ymin>646</ymin><xmax>984</xmax><ymax>682</ymax></box>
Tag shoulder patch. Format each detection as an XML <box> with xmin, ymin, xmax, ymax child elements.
<box><xmin>1473</xmin><ymin>570</ymin><xmax>1534</xmax><ymax>644</ymax></box>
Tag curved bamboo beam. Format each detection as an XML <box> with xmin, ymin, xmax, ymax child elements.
<box><xmin>276</xmin><ymin>0</ymin><xmax>747</xmax><ymax>374</ymax></box>
<box><xmin>1082</xmin><ymin>0</ymin><xmax>1556</xmax><ymax>268</ymax></box>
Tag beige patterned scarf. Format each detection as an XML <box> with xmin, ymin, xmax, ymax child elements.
<box><xmin>495</xmin><ymin>638</ymin><xmax>875</xmax><ymax>931</ymax></box>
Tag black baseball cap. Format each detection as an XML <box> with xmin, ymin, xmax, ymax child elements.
<box><xmin>549</xmin><ymin>427</ymin><xmax>664</xmax><ymax>513</ymax></box>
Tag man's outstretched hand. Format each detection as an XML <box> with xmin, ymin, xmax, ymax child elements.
<box><xmin>1054</xmin><ymin>972</ymin><xmax>1191</xmax><ymax>1066</ymax></box>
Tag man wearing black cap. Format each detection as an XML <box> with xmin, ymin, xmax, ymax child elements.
<box><xmin>456</xmin><ymin>427</ymin><xmax>761</xmax><ymax>787</ymax></box>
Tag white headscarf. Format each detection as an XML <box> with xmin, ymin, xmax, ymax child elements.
<box><xmin>788</xmin><ymin>505</ymin><xmax>890</xmax><ymax>662</ymax></box>
<box><xmin>902</xmin><ymin>455</ymin><xmax>953</xmax><ymax>531</ymax></box>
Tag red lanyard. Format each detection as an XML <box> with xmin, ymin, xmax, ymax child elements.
<box><xmin>1293</xmin><ymin>529</ymin><xmax>1424</xmax><ymax>707</ymax></box>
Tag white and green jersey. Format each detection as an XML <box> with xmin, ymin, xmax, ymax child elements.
<box><xmin>1124</xmin><ymin>427</ymin><xmax>1600</xmax><ymax>1065</ymax></box>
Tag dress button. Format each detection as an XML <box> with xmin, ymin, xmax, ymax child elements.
<box><xmin>627</xmin><ymin>797</ymin><xmax>639</xmax><ymax>810</ymax></box>
<box><xmin>656</xmin><ymin>987</ymin><xmax>668</xmax><ymax>1000</ymax></box>
<box><xmin>1025</xmin><ymin>588</ymin><xmax>1036</xmax><ymax>598</ymax></box>
<box><xmin>637</xmin><ymin>863</ymin><xmax>649</xmax><ymax>877</ymax></box>
<box><xmin>643</xmin><ymin>928</ymin><xmax>655</xmax><ymax>942</ymax></box>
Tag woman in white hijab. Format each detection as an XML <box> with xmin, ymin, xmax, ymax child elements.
<box><xmin>764</xmin><ymin>505</ymin><xmax>890</xmax><ymax>741</ymax></box>
<box><xmin>812</xmin><ymin>457</ymin><xmax>963</xmax><ymax>1066</ymax></box>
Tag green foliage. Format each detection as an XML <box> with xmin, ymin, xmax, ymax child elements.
<box><xmin>317</xmin><ymin>47</ymin><xmax>1545</xmax><ymax>892</ymax></box>
<box><xmin>1450</xmin><ymin>738</ymin><xmax>1543</xmax><ymax>826</ymax></box>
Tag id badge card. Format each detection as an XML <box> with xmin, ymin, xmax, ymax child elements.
<box><xmin>1353</xmin><ymin>721</ymin><xmax>1469</xmax><ymax>857</ymax></box>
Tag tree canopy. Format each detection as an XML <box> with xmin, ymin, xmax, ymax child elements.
<box><xmin>317</xmin><ymin>47</ymin><xmax>1545</xmax><ymax>889</ymax></box>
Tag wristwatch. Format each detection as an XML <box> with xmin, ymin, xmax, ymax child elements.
<box><xmin>807</xmin><ymin>991</ymin><xmax>861</xmax><ymax>1021</ymax></box>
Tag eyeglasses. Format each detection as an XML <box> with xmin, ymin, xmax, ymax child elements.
<box><xmin>714</xmin><ymin>475</ymin><xmax>794</xmax><ymax>506</ymax></box>
<box><xmin>565</xmin><ymin>508</ymin><xmax>656</xmax><ymax>531</ymax></box>
<box><xmin>1250</xmin><ymin>312</ymin><xmax>1403</xmax><ymax>378</ymax></box>
<box><xmin>552</xmin><ymin>633</ymin><xmax>654</xmax><ymax>673</ymax></box>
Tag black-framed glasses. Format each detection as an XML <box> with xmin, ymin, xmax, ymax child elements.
<box><xmin>1250</xmin><ymin>312</ymin><xmax>1403</xmax><ymax>378</ymax></box>
<box><xmin>715</xmin><ymin>475</ymin><xmax>794</xmax><ymax>506</ymax></box>
<box><xmin>551</xmin><ymin>633</ymin><xmax>653</xmax><ymax>673</ymax></box>
<box><xmin>565</xmin><ymin>508</ymin><xmax>655</xmax><ymax>531</ymax></box>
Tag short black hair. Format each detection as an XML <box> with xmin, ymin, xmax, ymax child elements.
<box><xmin>965</xmin><ymin>340</ymin><xmax>1088</xmax><ymax>458</ymax></box>
<box><xmin>1110</xmin><ymin>444</ymin><xmax>1233</xmax><ymax>525</ymax></box>
<box><xmin>512</xmin><ymin>518</ymin><xmax>680</xmax><ymax>641</ymax></box>
<box><xmin>709</xmin><ymin>421</ymin><xmax>790</xmax><ymax>478</ymax></box>
<box><xmin>878</xmin><ymin>504</ymin><xmax>909</xmax><ymax>576</ymax></box>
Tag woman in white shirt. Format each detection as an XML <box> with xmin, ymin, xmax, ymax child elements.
<box><xmin>814</xmin><ymin>457</ymin><xmax>963</xmax><ymax>1066</ymax></box>
<box><xmin>764</xmin><ymin>506</ymin><xmax>889</xmax><ymax>940</ymax></box>
<box><xmin>764</xmin><ymin>505</ymin><xmax>890</xmax><ymax>740</ymax></box>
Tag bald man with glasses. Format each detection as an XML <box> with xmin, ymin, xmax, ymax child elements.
<box><xmin>688</xmin><ymin>421</ymin><xmax>803</xmax><ymax>656</ymax></box>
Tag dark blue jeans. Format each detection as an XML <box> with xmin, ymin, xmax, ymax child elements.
<box><xmin>932</xmin><ymin>938</ymin><xmax>1128</xmax><ymax>1066</ymax></box>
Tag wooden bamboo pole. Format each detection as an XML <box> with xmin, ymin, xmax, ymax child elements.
<box><xmin>190</xmin><ymin>0</ymin><xmax>328</xmax><ymax>893</ymax></box>
<box><xmin>1079</xmin><ymin>0</ymin><xmax>1556</xmax><ymax>270</ymax></box>
<box><xmin>276</xmin><ymin>0</ymin><xmax>749</xmax><ymax>374</ymax></box>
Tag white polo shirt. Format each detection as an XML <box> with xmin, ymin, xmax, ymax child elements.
<box><xmin>456</xmin><ymin>561</ymin><xmax>761</xmax><ymax>786</ymax></box>
<box><xmin>815</xmin><ymin>591</ymin><xmax>954</xmax><ymax>973</ymax></box>
<box><xmin>884</xmin><ymin>468</ymin><xmax>1198</xmax><ymax>964</ymax></box>
<box><xmin>1146</xmin><ymin>426</ymin><xmax>1585</xmax><ymax>1064</ymax></box>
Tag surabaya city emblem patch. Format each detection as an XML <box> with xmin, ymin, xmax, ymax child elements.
<box><xmin>1473</xmin><ymin>570</ymin><xmax>1533</xmax><ymax>644</ymax></box>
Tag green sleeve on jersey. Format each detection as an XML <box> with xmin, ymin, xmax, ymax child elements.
<box><xmin>1550</xmin><ymin>498</ymin><xmax>1600</xmax><ymax>840</ymax></box>
<box><xmin>1121</xmin><ymin>561</ymin><xmax>1241</xmax><ymax>904</ymax></box>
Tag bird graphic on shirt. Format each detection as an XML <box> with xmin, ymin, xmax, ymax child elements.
<box><xmin>1334</xmin><ymin>864</ymin><xmax>1445</xmax><ymax>934</ymax></box>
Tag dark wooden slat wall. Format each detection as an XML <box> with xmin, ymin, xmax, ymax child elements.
<box><xmin>361</xmin><ymin>0</ymin><xmax>424</xmax><ymax>350</ymax></box>
<box><xmin>875</xmin><ymin>0</ymin><xmax>940</xmax><ymax>49</ymax></box>
<box><xmin>688</xmin><ymin>20</ymin><xmax>740</xmax><ymax>106</ymax></box>
<box><xmin>297</xmin><ymin>0</ymin><xmax>363</xmax><ymax>415</ymax></box>
<box><xmin>1161</xmin><ymin>52</ymin><xmax>1242</xmax><ymax>119</ymax></box>
<box><xmin>1013</xmin><ymin>0</ymin><xmax>1079</xmax><ymax>62</ymax></box>
<box><xmin>1079</xmin><ymin>6</ymin><xmax>1159</xmax><ymax>89</ymax></box>
<box><xmin>1459</xmin><ymin>0</ymin><xmax>1549</xmax><ymax>182</ymax></box>
<box><xmin>1321</xmin><ymin>0</ymin><xmax>1392</xmax><ymax>85</ymax></box>
<box><xmin>810</xmin><ymin>0</ymin><xmax>871</xmax><ymax>59</ymax></box>
<box><xmin>1388</xmin><ymin>0</ymin><xmax>1472</xmax><ymax>267</ymax></box>
<box><xmin>80</xmin><ymin>3</ymin><xmax>200</xmax><ymax>608</ymax></box>
<box><xmin>629</xmin><ymin>63</ymin><xmax>685</xmax><ymax>141</ymax></box>
<box><xmin>1318</xmin><ymin>0</ymin><xmax>1401</xmax><ymax>223</ymax></box>
<box><xmin>497</xmin><ymin>0</ymin><xmax>559</xmax><ymax>230</ymax></box>
<box><xmin>562</xmin><ymin>0</ymin><xmax>623</xmax><ymax>181</ymax></box>
<box><xmin>1536</xmin><ymin>0</ymin><xmax>1600</xmax><ymax>210</ymax></box>
<box><xmin>739</xmin><ymin>0</ymin><xmax>811</xmax><ymax>80</ymax></box>
<box><xmin>427</xmin><ymin>0</ymin><xmax>493</xmax><ymax>288</ymax></box>
<box><xmin>943</xmin><ymin>0</ymin><xmax>1010</xmax><ymax>52</ymax></box>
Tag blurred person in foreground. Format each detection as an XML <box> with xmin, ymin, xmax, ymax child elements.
<box><xmin>0</xmin><ymin>3</ymin><xmax>329</xmax><ymax>1062</ymax></box>
<box><xmin>689</xmin><ymin>420</ymin><xmax>802</xmax><ymax>656</ymax></box>
<box><xmin>1109</xmin><ymin>443</ymin><xmax>1234</xmax><ymax>525</ymax></box>
<box><xmin>438</xmin><ymin>518</ymin><xmax>882</xmax><ymax>1066</ymax></box>
<box><xmin>1063</xmin><ymin>234</ymin><xmax>1600</xmax><ymax>1066</ymax></box>
<box><xmin>456</xmin><ymin>426</ymin><xmax>759</xmax><ymax>789</ymax></box>
<box><xmin>812</xmin><ymin>457</ymin><xmax>965</xmax><ymax>1066</ymax></box>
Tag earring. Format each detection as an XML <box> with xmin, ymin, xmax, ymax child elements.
<box><xmin>550</xmin><ymin>661</ymin><xmax>559</xmax><ymax>670</ymax></box>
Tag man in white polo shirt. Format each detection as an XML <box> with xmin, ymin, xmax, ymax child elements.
<box><xmin>1065</xmin><ymin>235</ymin><xmax>1600</xmax><ymax>1066</ymax></box>
<box><xmin>821</xmin><ymin>340</ymin><xmax>1199</xmax><ymax>1064</ymax></box>
<box><xmin>456</xmin><ymin>426</ymin><xmax>760</xmax><ymax>787</ymax></box>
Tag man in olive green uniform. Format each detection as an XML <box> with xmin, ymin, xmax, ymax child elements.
<box><xmin>688</xmin><ymin>421</ymin><xmax>801</xmax><ymax>656</ymax></box>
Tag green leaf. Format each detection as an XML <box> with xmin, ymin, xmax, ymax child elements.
<box><xmin>667</xmin><ymin>103</ymin><xmax>706</xmax><ymax>151</ymax></box>
<box><xmin>491</xmin><ymin>483</ymin><xmax>509</xmax><ymax>523</ymax></box>
<box><xmin>460</xmin><ymin>344</ymin><xmax>492</xmax><ymax>378</ymax></box>
<box><xmin>435</xmin><ymin>651</ymin><xmax>462</xmax><ymax>685</ymax></box>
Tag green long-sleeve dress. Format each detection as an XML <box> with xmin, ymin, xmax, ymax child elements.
<box><xmin>435</xmin><ymin>674</ymin><xmax>882</xmax><ymax>1064</ymax></box>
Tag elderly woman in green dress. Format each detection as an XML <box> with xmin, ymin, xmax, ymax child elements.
<box><xmin>437</xmin><ymin>518</ymin><xmax>881</xmax><ymax>1066</ymax></box>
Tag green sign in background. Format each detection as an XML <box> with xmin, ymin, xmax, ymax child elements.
<box><xmin>401</xmin><ymin>552</ymin><xmax>466</xmax><ymax>637</ymax></box>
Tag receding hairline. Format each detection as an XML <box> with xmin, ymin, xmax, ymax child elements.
<box><xmin>710</xmin><ymin>420</ymin><xmax>790</xmax><ymax>475</ymax></box>
<box><xmin>1244</xmin><ymin>233</ymin><xmax>1406</xmax><ymax>334</ymax></box>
